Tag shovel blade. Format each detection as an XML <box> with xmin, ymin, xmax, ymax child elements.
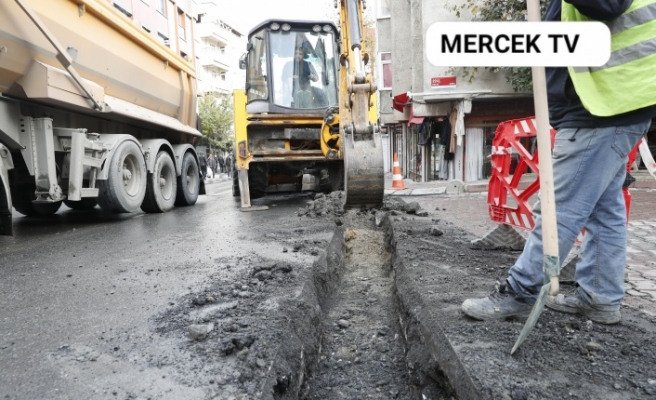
<box><xmin>511</xmin><ymin>282</ymin><xmax>551</xmax><ymax>355</ymax></box>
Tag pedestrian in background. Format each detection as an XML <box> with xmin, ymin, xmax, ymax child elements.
<box><xmin>218</xmin><ymin>154</ymin><xmax>225</xmax><ymax>175</ymax></box>
<box><xmin>199</xmin><ymin>154</ymin><xmax>208</xmax><ymax>180</ymax></box>
<box><xmin>209</xmin><ymin>155</ymin><xmax>217</xmax><ymax>178</ymax></box>
<box><xmin>225</xmin><ymin>154</ymin><xmax>232</xmax><ymax>176</ymax></box>
<box><xmin>461</xmin><ymin>0</ymin><xmax>656</xmax><ymax>325</ymax></box>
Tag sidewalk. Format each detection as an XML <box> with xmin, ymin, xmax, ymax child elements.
<box><xmin>383</xmin><ymin>170</ymin><xmax>656</xmax><ymax>398</ymax></box>
<box><xmin>387</xmin><ymin>170</ymin><xmax>656</xmax><ymax>302</ymax></box>
<box><xmin>204</xmin><ymin>172</ymin><xmax>231</xmax><ymax>184</ymax></box>
<box><xmin>384</xmin><ymin>169</ymin><xmax>656</xmax><ymax>196</ymax></box>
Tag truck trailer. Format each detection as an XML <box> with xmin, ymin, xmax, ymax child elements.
<box><xmin>0</xmin><ymin>0</ymin><xmax>205</xmax><ymax>235</ymax></box>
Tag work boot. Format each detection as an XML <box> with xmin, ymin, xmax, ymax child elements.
<box><xmin>546</xmin><ymin>292</ymin><xmax>621</xmax><ymax>325</ymax></box>
<box><xmin>461</xmin><ymin>280</ymin><xmax>532</xmax><ymax>320</ymax></box>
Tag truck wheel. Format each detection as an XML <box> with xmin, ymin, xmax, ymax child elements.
<box><xmin>11</xmin><ymin>184</ymin><xmax>62</xmax><ymax>216</ymax></box>
<box><xmin>248</xmin><ymin>163</ymin><xmax>268</xmax><ymax>199</ymax></box>
<box><xmin>175</xmin><ymin>152</ymin><xmax>200</xmax><ymax>206</ymax></box>
<box><xmin>98</xmin><ymin>140</ymin><xmax>147</xmax><ymax>213</ymax></box>
<box><xmin>64</xmin><ymin>198</ymin><xmax>98</xmax><ymax>210</ymax></box>
<box><xmin>142</xmin><ymin>151</ymin><xmax>177</xmax><ymax>213</ymax></box>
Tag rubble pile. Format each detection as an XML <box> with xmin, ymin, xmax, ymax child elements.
<box><xmin>297</xmin><ymin>192</ymin><xmax>346</xmax><ymax>218</ymax></box>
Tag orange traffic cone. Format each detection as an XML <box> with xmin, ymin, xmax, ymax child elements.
<box><xmin>389</xmin><ymin>153</ymin><xmax>406</xmax><ymax>190</ymax></box>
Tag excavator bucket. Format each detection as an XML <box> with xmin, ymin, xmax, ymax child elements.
<box><xmin>343</xmin><ymin>131</ymin><xmax>384</xmax><ymax>209</ymax></box>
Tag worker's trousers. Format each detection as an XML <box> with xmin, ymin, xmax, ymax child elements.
<box><xmin>507</xmin><ymin>119</ymin><xmax>651</xmax><ymax>309</ymax></box>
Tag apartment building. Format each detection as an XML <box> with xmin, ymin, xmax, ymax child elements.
<box><xmin>375</xmin><ymin>0</ymin><xmax>535</xmax><ymax>183</ymax></box>
<box><xmin>196</xmin><ymin>0</ymin><xmax>246</xmax><ymax>95</ymax></box>
<box><xmin>110</xmin><ymin>0</ymin><xmax>199</xmax><ymax>62</ymax></box>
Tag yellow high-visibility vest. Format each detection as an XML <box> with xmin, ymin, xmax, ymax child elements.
<box><xmin>563</xmin><ymin>0</ymin><xmax>656</xmax><ymax>116</ymax></box>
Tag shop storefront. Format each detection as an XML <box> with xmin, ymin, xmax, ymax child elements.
<box><xmin>396</xmin><ymin>98</ymin><xmax>535</xmax><ymax>183</ymax></box>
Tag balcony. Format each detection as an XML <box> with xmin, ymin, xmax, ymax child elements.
<box><xmin>198</xmin><ymin>21</ymin><xmax>229</xmax><ymax>45</ymax></box>
<box><xmin>199</xmin><ymin>78</ymin><xmax>232</xmax><ymax>94</ymax></box>
<box><xmin>199</xmin><ymin>49</ymin><xmax>230</xmax><ymax>70</ymax></box>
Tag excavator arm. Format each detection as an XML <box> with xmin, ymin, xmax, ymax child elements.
<box><xmin>336</xmin><ymin>0</ymin><xmax>384</xmax><ymax>208</ymax></box>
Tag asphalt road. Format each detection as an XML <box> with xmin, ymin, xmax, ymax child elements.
<box><xmin>0</xmin><ymin>179</ymin><xmax>328</xmax><ymax>399</ymax></box>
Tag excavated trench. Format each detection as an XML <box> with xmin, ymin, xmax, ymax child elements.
<box><xmin>300</xmin><ymin>226</ymin><xmax>434</xmax><ymax>399</ymax></box>
<box><xmin>257</xmin><ymin>197</ymin><xmax>457</xmax><ymax>400</ymax></box>
<box><xmin>288</xmin><ymin>197</ymin><xmax>454</xmax><ymax>400</ymax></box>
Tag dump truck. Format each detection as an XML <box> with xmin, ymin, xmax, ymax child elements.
<box><xmin>232</xmin><ymin>0</ymin><xmax>384</xmax><ymax>210</ymax></box>
<box><xmin>0</xmin><ymin>0</ymin><xmax>205</xmax><ymax>235</ymax></box>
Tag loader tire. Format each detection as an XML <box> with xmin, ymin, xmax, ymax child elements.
<box><xmin>248</xmin><ymin>163</ymin><xmax>268</xmax><ymax>199</ymax></box>
<box><xmin>232</xmin><ymin>170</ymin><xmax>240</xmax><ymax>197</ymax></box>
<box><xmin>325</xmin><ymin>162</ymin><xmax>344</xmax><ymax>192</ymax></box>
<box><xmin>232</xmin><ymin>155</ymin><xmax>239</xmax><ymax>197</ymax></box>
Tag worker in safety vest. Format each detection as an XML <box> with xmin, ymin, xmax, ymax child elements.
<box><xmin>462</xmin><ymin>0</ymin><xmax>656</xmax><ymax>324</ymax></box>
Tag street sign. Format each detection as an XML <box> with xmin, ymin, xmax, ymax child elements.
<box><xmin>431</xmin><ymin>76</ymin><xmax>456</xmax><ymax>88</ymax></box>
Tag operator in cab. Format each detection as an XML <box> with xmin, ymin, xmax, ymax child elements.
<box><xmin>282</xmin><ymin>46</ymin><xmax>326</xmax><ymax>109</ymax></box>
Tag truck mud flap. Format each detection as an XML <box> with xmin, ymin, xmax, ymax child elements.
<box><xmin>199</xmin><ymin>178</ymin><xmax>206</xmax><ymax>195</ymax></box>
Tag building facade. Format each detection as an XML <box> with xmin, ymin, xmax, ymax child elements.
<box><xmin>375</xmin><ymin>0</ymin><xmax>535</xmax><ymax>183</ymax></box>
<box><xmin>110</xmin><ymin>0</ymin><xmax>199</xmax><ymax>61</ymax></box>
<box><xmin>196</xmin><ymin>0</ymin><xmax>246</xmax><ymax>96</ymax></box>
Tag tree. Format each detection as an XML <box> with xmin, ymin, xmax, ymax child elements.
<box><xmin>445</xmin><ymin>0</ymin><xmax>549</xmax><ymax>92</ymax></box>
<box><xmin>362</xmin><ymin>15</ymin><xmax>377</xmax><ymax>77</ymax></box>
<box><xmin>197</xmin><ymin>93</ymin><xmax>234</xmax><ymax>152</ymax></box>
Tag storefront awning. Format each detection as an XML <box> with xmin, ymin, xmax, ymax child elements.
<box><xmin>408</xmin><ymin>116</ymin><xmax>424</xmax><ymax>126</ymax></box>
<box><xmin>392</xmin><ymin>92</ymin><xmax>411</xmax><ymax>112</ymax></box>
<box><xmin>407</xmin><ymin>105</ymin><xmax>424</xmax><ymax>126</ymax></box>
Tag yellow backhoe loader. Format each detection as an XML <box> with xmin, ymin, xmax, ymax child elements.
<box><xmin>232</xmin><ymin>0</ymin><xmax>383</xmax><ymax>210</ymax></box>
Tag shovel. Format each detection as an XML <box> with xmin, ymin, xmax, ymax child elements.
<box><xmin>511</xmin><ymin>0</ymin><xmax>560</xmax><ymax>355</ymax></box>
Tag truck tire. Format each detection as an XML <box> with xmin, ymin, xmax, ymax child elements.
<box><xmin>11</xmin><ymin>184</ymin><xmax>62</xmax><ymax>216</ymax></box>
<box><xmin>64</xmin><ymin>198</ymin><xmax>98</xmax><ymax>210</ymax></box>
<box><xmin>98</xmin><ymin>140</ymin><xmax>147</xmax><ymax>213</ymax></box>
<box><xmin>248</xmin><ymin>163</ymin><xmax>268</xmax><ymax>199</ymax></box>
<box><xmin>142</xmin><ymin>151</ymin><xmax>177</xmax><ymax>213</ymax></box>
<box><xmin>175</xmin><ymin>151</ymin><xmax>200</xmax><ymax>206</ymax></box>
